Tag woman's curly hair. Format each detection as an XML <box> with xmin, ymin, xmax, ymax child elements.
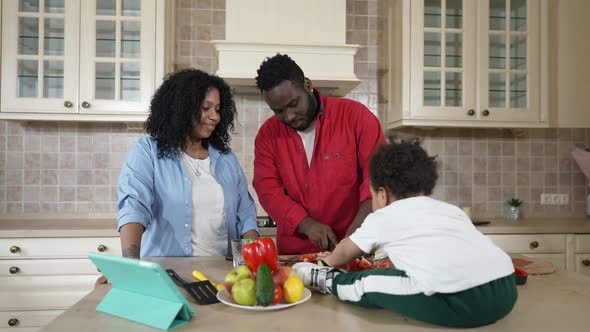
<box><xmin>370</xmin><ymin>142</ymin><xmax>438</xmax><ymax>199</ymax></box>
<box><xmin>145</xmin><ymin>68</ymin><xmax>237</xmax><ymax>159</ymax></box>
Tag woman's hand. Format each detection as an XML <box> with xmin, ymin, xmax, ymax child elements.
<box><xmin>94</xmin><ymin>275</ymin><xmax>109</xmax><ymax>288</ymax></box>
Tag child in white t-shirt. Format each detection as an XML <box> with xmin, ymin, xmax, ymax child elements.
<box><xmin>293</xmin><ymin>142</ymin><xmax>517</xmax><ymax>327</ymax></box>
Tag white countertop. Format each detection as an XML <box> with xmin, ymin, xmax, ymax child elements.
<box><xmin>40</xmin><ymin>256</ymin><xmax>590</xmax><ymax>332</ymax></box>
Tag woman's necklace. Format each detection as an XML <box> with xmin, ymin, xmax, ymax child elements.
<box><xmin>183</xmin><ymin>153</ymin><xmax>206</xmax><ymax>177</ymax></box>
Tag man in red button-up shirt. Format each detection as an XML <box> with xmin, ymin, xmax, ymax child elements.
<box><xmin>253</xmin><ymin>54</ymin><xmax>386</xmax><ymax>254</ymax></box>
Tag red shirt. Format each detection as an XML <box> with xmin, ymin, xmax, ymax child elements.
<box><xmin>253</xmin><ymin>90</ymin><xmax>385</xmax><ymax>254</ymax></box>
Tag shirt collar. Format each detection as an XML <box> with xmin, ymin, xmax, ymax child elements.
<box><xmin>312</xmin><ymin>88</ymin><xmax>325</xmax><ymax>115</ymax></box>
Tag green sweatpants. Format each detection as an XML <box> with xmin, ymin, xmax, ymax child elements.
<box><xmin>331</xmin><ymin>268</ymin><xmax>517</xmax><ymax>328</ymax></box>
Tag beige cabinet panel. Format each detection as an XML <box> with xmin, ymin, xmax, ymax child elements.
<box><xmin>0</xmin><ymin>310</ymin><xmax>64</xmax><ymax>328</ymax></box>
<box><xmin>487</xmin><ymin>234</ymin><xmax>566</xmax><ymax>253</ymax></box>
<box><xmin>520</xmin><ymin>253</ymin><xmax>567</xmax><ymax>272</ymax></box>
<box><xmin>574</xmin><ymin>254</ymin><xmax>590</xmax><ymax>277</ymax></box>
<box><xmin>0</xmin><ymin>275</ymin><xmax>96</xmax><ymax>310</ymax></box>
<box><xmin>574</xmin><ymin>235</ymin><xmax>590</xmax><ymax>252</ymax></box>
<box><xmin>0</xmin><ymin>237</ymin><xmax>121</xmax><ymax>259</ymax></box>
<box><xmin>0</xmin><ymin>259</ymin><xmax>99</xmax><ymax>276</ymax></box>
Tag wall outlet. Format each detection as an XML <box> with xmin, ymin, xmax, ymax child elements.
<box><xmin>540</xmin><ymin>193</ymin><xmax>569</xmax><ymax>205</ymax></box>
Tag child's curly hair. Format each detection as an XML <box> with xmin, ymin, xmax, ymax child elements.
<box><xmin>145</xmin><ymin>68</ymin><xmax>236</xmax><ymax>159</ymax></box>
<box><xmin>370</xmin><ymin>142</ymin><xmax>438</xmax><ymax>198</ymax></box>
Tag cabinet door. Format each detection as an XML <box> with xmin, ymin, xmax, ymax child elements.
<box><xmin>1</xmin><ymin>0</ymin><xmax>79</xmax><ymax>113</ymax></box>
<box><xmin>0</xmin><ymin>237</ymin><xmax>121</xmax><ymax>259</ymax></box>
<box><xmin>410</xmin><ymin>0</ymin><xmax>476</xmax><ymax>120</ymax></box>
<box><xmin>78</xmin><ymin>0</ymin><xmax>155</xmax><ymax>114</ymax></box>
<box><xmin>520</xmin><ymin>253</ymin><xmax>566</xmax><ymax>272</ymax></box>
<box><xmin>0</xmin><ymin>275</ymin><xmax>96</xmax><ymax>310</ymax></box>
<box><xmin>575</xmin><ymin>254</ymin><xmax>590</xmax><ymax>277</ymax></box>
<box><xmin>477</xmin><ymin>0</ymin><xmax>541</xmax><ymax>122</ymax></box>
<box><xmin>0</xmin><ymin>310</ymin><xmax>64</xmax><ymax>329</ymax></box>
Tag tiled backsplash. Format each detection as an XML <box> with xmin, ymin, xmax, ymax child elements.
<box><xmin>0</xmin><ymin>0</ymin><xmax>588</xmax><ymax>218</ymax></box>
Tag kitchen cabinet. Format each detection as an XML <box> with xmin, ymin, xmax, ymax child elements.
<box><xmin>0</xmin><ymin>0</ymin><xmax>173</xmax><ymax>122</ymax></box>
<box><xmin>573</xmin><ymin>235</ymin><xmax>590</xmax><ymax>277</ymax></box>
<box><xmin>487</xmin><ymin>234</ymin><xmax>567</xmax><ymax>271</ymax></box>
<box><xmin>380</xmin><ymin>0</ymin><xmax>548</xmax><ymax>128</ymax></box>
<box><xmin>0</xmin><ymin>229</ymin><xmax>120</xmax><ymax>331</ymax></box>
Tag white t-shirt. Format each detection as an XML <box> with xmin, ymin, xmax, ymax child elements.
<box><xmin>181</xmin><ymin>154</ymin><xmax>228</xmax><ymax>256</ymax></box>
<box><xmin>349</xmin><ymin>196</ymin><xmax>514</xmax><ymax>295</ymax></box>
<box><xmin>297</xmin><ymin>119</ymin><xmax>317</xmax><ymax>166</ymax></box>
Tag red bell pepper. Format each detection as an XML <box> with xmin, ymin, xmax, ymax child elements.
<box><xmin>241</xmin><ymin>237</ymin><xmax>278</xmax><ymax>272</ymax></box>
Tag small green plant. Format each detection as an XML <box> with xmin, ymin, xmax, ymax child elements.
<box><xmin>507</xmin><ymin>198</ymin><xmax>523</xmax><ymax>207</ymax></box>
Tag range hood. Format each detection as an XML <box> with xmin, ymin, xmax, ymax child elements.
<box><xmin>211</xmin><ymin>0</ymin><xmax>359</xmax><ymax>97</ymax></box>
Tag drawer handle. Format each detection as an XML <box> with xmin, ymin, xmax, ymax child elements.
<box><xmin>97</xmin><ymin>245</ymin><xmax>107</xmax><ymax>252</ymax></box>
<box><xmin>9</xmin><ymin>266</ymin><xmax>19</xmax><ymax>274</ymax></box>
<box><xmin>529</xmin><ymin>241</ymin><xmax>539</xmax><ymax>249</ymax></box>
<box><xmin>9</xmin><ymin>246</ymin><xmax>20</xmax><ymax>254</ymax></box>
<box><xmin>583</xmin><ymin>260</ymin><xmax>590</xmax><ymax>267</ymax></box>
<box><xmin>8</xmin><ymin>318</ymin><xmax>19</xmax><ymax>327</ymax></box>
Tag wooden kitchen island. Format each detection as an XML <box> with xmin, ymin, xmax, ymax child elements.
<box><xmin>41</xmin><ymin>256</ymin><xmax>590</xmax><ymax>332</ymax></box>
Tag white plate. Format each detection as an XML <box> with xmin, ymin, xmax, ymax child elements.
<box><xmin>217</xmin><ymin>287</ymin><xmax>312</xmax><ymax>311</ymax></box>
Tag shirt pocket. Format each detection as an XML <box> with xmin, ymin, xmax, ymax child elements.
<box><xmin>320</xmin><ymin>148</ymin><xmax>357</xmax><ymax>187</ymax></box>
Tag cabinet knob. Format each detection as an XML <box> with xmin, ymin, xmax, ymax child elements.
<box><xmin>81</xmin><ymin>101</ymin><xmax>91</xmax><ymax>108</ymax></box>
<box><xmin>64</xmin><ymin>100</ymin><xmax>73</xmax><ymax>108</ymax></box>
<box><xmin>482</xmin><ymin>109</ymin><xmax>490</xmax><ymax>116</ymax></box>
<box><xmin>582</xmin><ymin>260</ymin><xmax>590</xmax><ymax>267</ymax></box>
<box><xmin>467</xmin><ymin>109</ymin><xmax>475</xmax><ymax>116</ymax></box>
<box><xmin>7</xmin><ymin>318</ymin><xmax>19</xmax><ymax>327</ymax></box>
<box><xmin>97</xmin><ymin>245</ymin><xmax>107</xmax><ymax>252</ymax></box>
<box><xmin>9</xmin><ymin>246</ymin><xmax>20</xmax><ymax>254</ymax></box>
<box><xmin>9</xmin><ymin>266</ymin><xmax>19</xmax><ymax>274</ymax></box>
<box><xmin>529</xmin><ymin>241</ymin><xmax>539</xmax><ymax>249</ymax></box>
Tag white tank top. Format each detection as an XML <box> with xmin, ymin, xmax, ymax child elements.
<box><xmin>181</xmin><ymin>153</ymin><xmax>227</xmax><ymax>256</ymax></box>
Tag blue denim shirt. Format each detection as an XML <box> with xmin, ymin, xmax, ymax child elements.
<box><xmin>117</xmin><ymin>137</ymin><xmax>259</xmax><ymax>257</ymax></box>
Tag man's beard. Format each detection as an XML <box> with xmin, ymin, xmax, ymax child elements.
<box><xmin>296</xmin><ymin>91</ymin><xmax>319</xmax><ymax>131</ymax></box>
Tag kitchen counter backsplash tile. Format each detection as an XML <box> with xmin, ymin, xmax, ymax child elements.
<box><xmin>0</xmin><ymin>0</ymin><xmax>589</xmax><ymax>219</ymax></box>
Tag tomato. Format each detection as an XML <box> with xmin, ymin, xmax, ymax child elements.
<box><xmin>379</xmin><ymin>259</ymin><xmax>394</xmax><ymax>269</ymax></box>
<box><xmin>357</xmin><ymin>258</ymin><xmax>372</xmax><ymax>270</ymax></box>
<box><xmin>300</xmin><ymin>254</ymin><xmax>317</xmax><ymax>263</ymax></box>
<box><xmin>272</xmin><ymin>284</ymin><xmax>284</xmax><ymax>305</ymax></box>
<box><xmin>344</xmin><ymin>259</ymin><xmax>360</xmax><ymax>272</ymax></box>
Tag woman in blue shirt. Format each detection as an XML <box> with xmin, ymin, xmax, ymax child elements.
<box><xmin>117</xmin><ymin>69</ymin><xmax>259</xmax><ymax>259</ymax></box>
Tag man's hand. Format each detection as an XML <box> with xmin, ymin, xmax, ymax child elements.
<box><xmin>297</xmin><ymin>217</ymin><xmax>339</xmax><ymax>250</ymax></box>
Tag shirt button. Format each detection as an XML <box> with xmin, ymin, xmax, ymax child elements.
<box><xmin>305</xmin><ymin>184</ymin><xmax>310</xmax><ymax>191</ymax></box>
<box><xmin>185</xmin><ymin>224</ymin><xmax>189</xmax><ymax>228</ymax></box>
<box><xmin>185</xmin><ymin>200</ymin><xmax>188</xmax><ymax>204</ymax></box>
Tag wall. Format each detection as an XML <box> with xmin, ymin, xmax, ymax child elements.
<box><xmin>0</xmin><ymin>0</ymin><xmax>588</xmax><ymax>219</ymax></box>
<box><xmin>548</xmin><ymin>0</ymin><xmax>590</xmax><ymax>127</ymax></box>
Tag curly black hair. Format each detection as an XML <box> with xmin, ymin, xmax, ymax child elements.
<box><xmin>369</xmin><ymin>142</ymin><xmax>438</xmax><ymax>199</ymax></box>
<box><xmin>145</xmin><ymin>68</ymin><xmax>237</xmax><ymax>159</ymax></box>
<box><xmin>255</xmin><ymin>53</ymin><xmax>305</xmax><ymax>92</ymax></box>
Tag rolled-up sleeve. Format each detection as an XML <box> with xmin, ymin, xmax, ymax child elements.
<box><xmin>117</xmin><ymin>140</ymin><xmax>155</xmax><ymax>232</ymax></box>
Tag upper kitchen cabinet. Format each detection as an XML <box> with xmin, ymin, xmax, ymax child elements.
<box><xmin>380</xmin><ymin>0</ymin><xmax>548</xmax><ymax>129</ymax></box>
<box><xmin>0</xmin><ymin>0</ymin><xmax>173</xmax><ymax>121</ymax></box>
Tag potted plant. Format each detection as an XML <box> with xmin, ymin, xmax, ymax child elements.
<box><xmin>506</xmin><ymin>198</ymin><xmax>523</xmax><ymax>221</ymax></box>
